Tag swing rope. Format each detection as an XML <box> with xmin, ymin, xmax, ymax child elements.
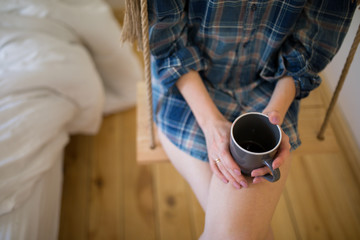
<box><xmin>121</xmin><ymin>0</ymin><xmax>156</xmax><ymax>149</ymax></box>
<box><xmin>317</xmin><ymin>22</ymin><xmax>360</xmax><ymax>140</ymax></box>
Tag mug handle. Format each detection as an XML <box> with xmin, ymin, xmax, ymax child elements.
<box><xmin>262</xmin><ymin>157</ymin><xmax>281</xmax><ymax>182</ymax></box>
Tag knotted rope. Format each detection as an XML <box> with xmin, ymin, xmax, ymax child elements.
<box><xmin>121</xmin><ymin>0</ymin><xmax>155</xmax><ymax>148</ymax></box>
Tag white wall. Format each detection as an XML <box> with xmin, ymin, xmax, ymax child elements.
<box><xmin>321</xmin><ymin>9</ymin><xmax>360</xmax><ymax>149</ymax></box>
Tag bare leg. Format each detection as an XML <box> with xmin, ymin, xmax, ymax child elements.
<box><xmin>266</xmin><ymin>227</ymin><xmax>274</xmax><ymax>240</ymax></box>
<box><xmin>201</xmin><ymin>156</ymin><xmax>291</xmax><ymax>240</ymax></box>
<box><xmin>158</xmin><ymin>130</ymin><xmax>291</xmax><ymax>239</ymax></box>
<box><xmin>158</xmin><ymin>130</ymin><xmax>212</xmax><ymax>209</ymax></box>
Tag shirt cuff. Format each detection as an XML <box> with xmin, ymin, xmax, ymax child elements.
<box><xmin>260</xmin><ymin>50</ymin><xmax>321</xmax><ymax>99</ymax></box>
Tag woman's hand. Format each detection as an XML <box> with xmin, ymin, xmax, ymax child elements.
<box><xmin>176</xmin><ymin>70</ymin><xmax>248</xmax><ymax>189</ymax></box>
<box><xmin>202</xmin><ymin>117</ymin><xmax>249</xmax><ymax>189</ymax></box>
<box><xmin>250</xmin><ymin>125</ymin><xmax>291</xmax><ymax>184</ymax></box>
<box><xmin>251</xmin><ymin>75</ymin><xmax>296</xmax><ymax>183</ymax></box>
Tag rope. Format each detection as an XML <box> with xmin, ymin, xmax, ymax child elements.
<box><xmin>121</xmin><ymin>0</ymin><xmax>156</xmax><ymax>149</ymax></box>
<box><xmin>318</xmin><ymin>23</ymin><xmax>360</xmax><ymax>140</ymax></box>
<box><xmin>120</xmin><ymin>0</ymin><xmax>142</xmax><ymax>46</ymax></box>
<box><xmin>140</xmin><ymin>0</ymin><xmax>156</xmax><ymax>148</ymax></box>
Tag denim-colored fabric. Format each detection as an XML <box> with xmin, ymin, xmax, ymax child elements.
<box><xmin>148</xmin><ymin>0</ymin><xmax>356</xmax><ymax>161</ymax></box>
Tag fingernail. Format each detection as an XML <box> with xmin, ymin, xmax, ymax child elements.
<box><xmin>240</xmin><ymin>181</ymin><xmax>248</xmax><ymax>188</ymax></box>
<box><xmin>222</xmin><ymin>178</ymin><xmax>229</xmax><ymax>184</ymax></box>
<box><xmin>234</xmin><ymin>169</ymin><xmax>242</xmax><ymax>176</ymax></box>
<box><xmin>271</xmin><ymin>116</ymin><xmax>279</xmax><ymax>124</ymax></box>
<box><xmin>253</xmin><ymin>178</ymin><xmax>262</xmax><ymax>184</ymax></box>
<box><xmin>232</xmin><ymin>182</ymin><xmax>241</xmax><ymax>189</ymax></box>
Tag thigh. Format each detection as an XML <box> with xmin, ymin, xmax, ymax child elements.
<box><xmin>158</xmin><ymin>129</ymin><xmax>213</xmax><ymax>210</ymax></box>
<box><xmin>201</xmin><ymin>154</ymin><xmax>292</xmax><ymax>240</ymax></box>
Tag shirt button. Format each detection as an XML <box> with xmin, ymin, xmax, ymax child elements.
<box><xmin>251</xmin><ymin>4</ymin><xmax>257</xmax><ymax>11</ymax></box>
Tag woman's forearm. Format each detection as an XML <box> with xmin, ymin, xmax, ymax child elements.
<box><xmin>263</xmin><ymin>76</ymin><xmax>296</xmax><ymax>123</ymax></box>
<box><xmin>175</xmin><ymin>70</ymin><xmax>225</xmax><ymax>129</ymax></box>
<box><xmin>176</xmin><ymin>72</ymin><xmax>295</xmax><ymax>128</ymax></box>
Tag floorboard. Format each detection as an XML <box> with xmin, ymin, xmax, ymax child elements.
<box><xmin>87</xmin><ymin>114</ymin><xmax>123</xmax><ymax>239</ymax></box>
<box><xmin>153</xmin><ymin>163</ymin><xmax>194</xmax><ymax>240</ymax></box>
<box><xmin>59</xmin><ymin>85</ymin><xmax>360</xmax><ymax>240</ymax></box>
<box><xmin>59</xmin><ymin>135</ymin><xmax>92</xmax><ymax>240</ymax></box>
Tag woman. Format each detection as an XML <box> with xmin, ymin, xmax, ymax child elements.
<box><xmin>147</xmin><ymin>0</ymin><xmax>356</xmax><ymax>238</ymax></box>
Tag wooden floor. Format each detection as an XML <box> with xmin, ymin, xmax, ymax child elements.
<box><xmin>58</xmin><ymin>84</ymin><xmax>360</xmax><ymax>240</ymax></box>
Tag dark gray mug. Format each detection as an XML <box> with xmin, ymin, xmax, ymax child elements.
<box><xmin>229</xmin><ymin>112</ymin><xmax>282</xmax><ymax>182</ymax></box>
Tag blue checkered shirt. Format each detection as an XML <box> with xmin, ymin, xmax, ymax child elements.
<box><xmin>148</xmin><ymin>0</ymin><xmax>356</xmax><ymax>161</ymax></box>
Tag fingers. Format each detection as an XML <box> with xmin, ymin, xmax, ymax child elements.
<box><xmin>208</xmin><ymin>112</ymin><xmax>291</xmax><ymax>187</ymax></box>
<box><xmin>272</xmin><ymin>130</ymin><xmax>291</xmax><ymax>169</ymax></box>
<box><xmin>251</xmin><ymin>130</ymin><xmax>291</xmax><ymax>182</ymax></box>
<box><xmin>212</xmin><ymin>151</ymin><xmax>249</xmax><ymax>189</ymax></box>
<box><xmin>216</xmin><ymin>161</ymin><xmax>242</xmax><ymax>189</ymax></box>
<box><xmin>263</xmin><ymin>110</ymin><xmax>291</xmax><ymax>170</ymax></box>
<box><xmin>251</xmin><ymin>166</ymin><xmax>271</xmax><ymax>178</ymax></box>
<box><xmin>253</xmin><ymin>177</ymin><xmax>265</xmax><ymax>184</ymax></box>
<box><xmin>222</xmin><ymin>152</ymin><xmax>249</xmax><ymax>188</ymax></box>
<box><xmin>264</xmin><ymin>110</ymin><xmax>282</xmax><ymax>125</ymax></box>
<box><xmin>209</xmin><ymin>158</ymin><xmax>228</xmax><ymax>184</ymax></box>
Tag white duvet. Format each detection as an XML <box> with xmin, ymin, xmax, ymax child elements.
<box><xmin>0</xmin><ymin>0</ymin><xmax>141</xmax><ymax>238</ymax></box>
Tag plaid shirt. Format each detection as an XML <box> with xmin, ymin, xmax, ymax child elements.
<box><xmin>148</xmin><ymin>0</ymin><xmax>356</xmax><ymax>161</ymax></box>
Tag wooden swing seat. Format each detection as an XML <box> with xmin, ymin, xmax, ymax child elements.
<box><xmin>136</xmin><ymin>81</ymin><xmax>168</xmax><ymax>164</ymax></box>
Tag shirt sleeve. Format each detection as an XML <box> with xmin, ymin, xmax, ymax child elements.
<box><xmin>148</xmin><ymin>0</ymin><xmax>207</xmax><ymax>90</ymax></box>
<box><xmin>260</xmin><ymin>0</ymin><xmax>357</xmax><ymax>99</ymax></box>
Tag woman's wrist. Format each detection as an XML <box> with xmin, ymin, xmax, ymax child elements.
<box><xmin>198</xmin><ymin>111</ymin><xmax>227</xmax><ymax>131</ymax></box>
<box><xmin>263</xmin><ymin>76</ymin><xmax>296</xmax><ymax>124</ymax></box>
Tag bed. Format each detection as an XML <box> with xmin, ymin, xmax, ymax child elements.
<box><xmin>0</xmin><ymin>0</ymin><xmax>141</xmax><ymax>239</ymax></box>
